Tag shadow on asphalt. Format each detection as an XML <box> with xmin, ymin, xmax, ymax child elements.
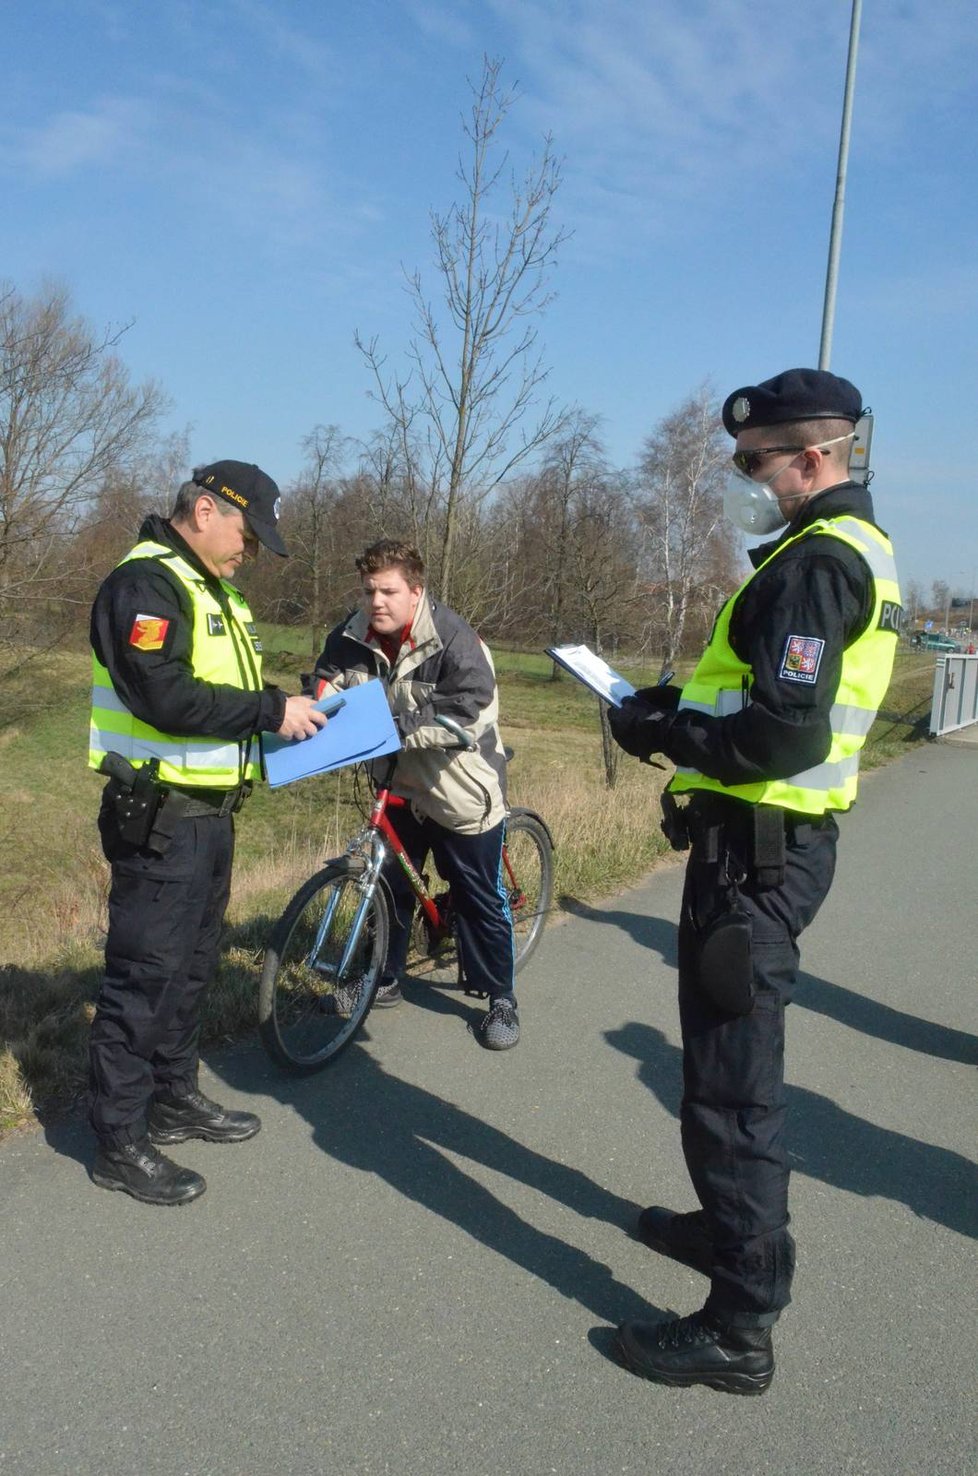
<box><xmin>563</xmin><ymin>895</ymin><xmax>978</xmax><ymax>1067</ymax></box>
<box><xmin>217</xmin><ymin>1040</ymin><xmax>670</xmax><ymax>1327</ymax></box>
<box><xmin>606</xmin><ymin>1022</ymin><xmax>978</xmax><ymax>1242</ymax></box>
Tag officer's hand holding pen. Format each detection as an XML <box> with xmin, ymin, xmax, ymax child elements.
<box><xmin>608</xmin><ymin>670</ymin><xmax>680</xmax><ymax>759</ymax></box>
<box><xmin>278</xmin><ymin>694</ymin><xmax>328</xmax><ymax>741</ymax></box>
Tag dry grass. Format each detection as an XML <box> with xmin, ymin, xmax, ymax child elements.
<box><xmin>0</xmin><ymin>642</ymin><xmax>934</xmax><ymax>1137</ymax></box>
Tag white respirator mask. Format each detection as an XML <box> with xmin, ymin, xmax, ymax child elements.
<box><xmin>723</xmin><ymin>466</ymin><xmax>792</xmax><ymax>536</ymax></box>
<box><xmin>723</xmin><ymin>433</ymin><xmax>855</xmax><ymax>536</ymax></box>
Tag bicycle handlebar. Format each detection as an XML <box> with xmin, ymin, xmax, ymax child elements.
<box><xmin>433</xmin><ymin>714</ymin><xmax>477</xmax><ymax>750</ymax></box>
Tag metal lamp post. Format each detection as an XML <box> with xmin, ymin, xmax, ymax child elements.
<box><xmin>819</xmin><ymin>0</ymin><xmax>863</xmax><ymax>370</ymax></box>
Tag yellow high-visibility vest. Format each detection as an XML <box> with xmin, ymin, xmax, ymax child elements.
<box><xmin>669</xmin><ymin>516</ymin><xmax>901</xmax><ymax>814</ymax></box>
<box><xmin>89</xmin><ymin>539</ymin><xmax>263</xmax><ymax>788</ymax></box>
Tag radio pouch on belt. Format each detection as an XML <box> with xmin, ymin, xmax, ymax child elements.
<box><xmin>696</xmin><ymin>902</ymin><xmax>755</xmax><ymax>1016</ymax></box>
<box><xmin>752</xmin><ymin>806</ymin><xmax>785</xmax><ymax>890</ymax></box>
<box><xmin>660</xmin><ymin>791</ymin><xmax>690</xmax><ymax>852</ymax></box>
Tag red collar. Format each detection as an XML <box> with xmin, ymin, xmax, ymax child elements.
<box><xmin>368</xmin><ymin>622</ymin><xmax>415</xmax><ymax>665</ymax></box>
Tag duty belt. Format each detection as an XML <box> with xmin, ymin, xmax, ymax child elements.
<box><xmin>165</xmin><ymin>784</ymin><xmax>251</xmax><ymax>819</ymax></box>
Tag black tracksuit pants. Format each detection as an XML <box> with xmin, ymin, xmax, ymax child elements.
<box><xmin>89</xmin><ymin>795</ymin><xmax>234</xmax><ymax>1147</ymax></box>
<box><xmin>677</xmin><ymin>800</ymin><xmax>839</xmax><ymax>1327</ymax></box>
<box><xmin>382</xmin><ymin>808</ymin><xmax>516</xmax><ymax>1001</ymax></box>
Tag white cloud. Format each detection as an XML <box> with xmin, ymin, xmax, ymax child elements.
<box><xmin>403</xmin><ymin>0</ymin><xmax>480</xmax><ymax>50</ymax></box>
<box><xmin>16</xmin><ymin>96</ymin><xmax>146</xmax><ymax>175</ymax></box>
<box><xmin>475</xmin><ymin>0</ymin><xmax>978</xmax><ymax>250</ymax></box>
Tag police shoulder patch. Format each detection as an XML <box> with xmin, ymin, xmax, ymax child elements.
<box><xmin>778</xmin><ymin>633</ymin><xmax>825</xmax><ymax>684</ymax></box>
<box><xmin>129</xmin><ymin>614</ymin><xmax>170</xmax><ymax>652</ymax></box>
<box><xmin>878</xmin><ymin>600</ymin><xmax>904</xmax><ymax>635</ymax></box>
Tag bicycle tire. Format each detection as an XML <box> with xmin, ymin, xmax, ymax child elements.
<box><xmin>259</xmin><ymin>857</ymin><xmax>389</xmax><ymax>1073</ymax></box>
<box><xmin>504</xmin><ymin>809</ymin><xmax>554</xmax><ymax>972</ymax></box>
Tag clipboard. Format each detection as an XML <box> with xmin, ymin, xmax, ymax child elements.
<box><xmin>545</xmin><ymin>644</ymin><xmax>636</xmax><ymax>706</ymax></box>
<box><xmin>263</xmin><ymin>678</ymin><xmax>401</xmax><ymax>787</ymax></box>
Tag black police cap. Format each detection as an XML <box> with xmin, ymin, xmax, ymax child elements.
<box><xmin>721</xmin><ymin>368</ymin><xmax>862</xmax><ymax>437</ymax></box>
<box><xmin>193</xmin><ymin>460</ymin><xmax>288</xmax><ymax>556</ymax></box>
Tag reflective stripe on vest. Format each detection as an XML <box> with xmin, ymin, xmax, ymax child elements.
<box><xmin>89</xmin><ymin>540</ymin><xmax>263</xmax><ymax>787</ymax></box>
<box><xmin>669</xmin><ymin>515</ymin><xmax>901</xmax><ymax>815</ymax></box>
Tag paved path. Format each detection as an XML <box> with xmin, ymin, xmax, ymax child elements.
<box><xmin>3</xmin><ymin>742</ymin><xmax>977</xmax><ymax>1476</ymax></box>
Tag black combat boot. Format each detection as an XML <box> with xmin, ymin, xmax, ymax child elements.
<box><xmin>92</xmin><ymin>1139</ymin><xmax>206</xmax><ymax>1206</ymax></box>
<box><xmin>636</xmin><ymin>1205</ymin><xmax>713</xmax><ymax>1275</ymax></box>
<box><xmin>616</xmin><ymin>1311</ymin><xmax>774</xmax><ymax>1396</ymax></box>
<box><xmin>148</xmin><ymin>1087</ymin><xmax>261</xmax><ymax>1145</ymax></box>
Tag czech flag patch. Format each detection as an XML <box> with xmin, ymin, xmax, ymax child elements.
<box><xmin>778</xmin><ymin>634</ymin><xmax>824</xmax><ymax>685</ymax></box>
<box><xmin>129</xmin><ymin>614</ymin><xmax>170</xmax><ymax>652</ymax></box>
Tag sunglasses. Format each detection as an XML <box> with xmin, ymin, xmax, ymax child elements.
<box><xmin>731</xmin><ymin>445</ymin><xmax>805</xmax><ymax>476</ymax></box>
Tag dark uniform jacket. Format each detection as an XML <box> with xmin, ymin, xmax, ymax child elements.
<box><xmin>657</xmin><ymin>481</ymin><xmax>883</xmax><ymax>787</ymax></box>
<box><xmin>90</xmin><ymin>513</ymin><xmax>286</xmax><ymax>744</ymax></box>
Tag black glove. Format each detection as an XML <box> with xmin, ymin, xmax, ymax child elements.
<box><xmin>608</xmin><ymin>697</ymin><xmax>670</xmax><ymax>760</ymax></box>
<box><xmin>631</xmin><ymin>683</ymin><xmax>681</xmax><ymax>712</ymax></box>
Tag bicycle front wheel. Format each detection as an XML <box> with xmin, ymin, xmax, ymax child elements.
<box><xmin>259</xmin><ymin>858</ymin><xmax>389</xmax><ymax>1073</ymax></box>
<box><xmin>504</xmin><ymin>809</ymin><xmax>554</xmax><ymax>972</ymax></box>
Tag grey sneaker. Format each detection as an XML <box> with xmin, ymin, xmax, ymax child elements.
<box><xmin>477</xmin><ymin>997</ymin><xmax>520</xmax><ymax>1051</ymax></box>
<box><xmin>328</xmin><ymin>977</ymin><xmax>401</xmax><ymax>1017</ymax></box>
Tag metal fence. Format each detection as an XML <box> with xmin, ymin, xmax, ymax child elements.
<box><xmin>929</xmin><ymin>654</ymin><xmax>978</xmax><ymax>736</ymax></box>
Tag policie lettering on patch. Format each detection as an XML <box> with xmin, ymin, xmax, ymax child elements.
<box><xmin>128</xmin><ymin>614</ymin><xmax>170</xmax><ymax>651</ymax></box>
<box><xmin>778</xmin><ymin>633</ymin><xmax>825</xmax><ymax>685</ymax></box>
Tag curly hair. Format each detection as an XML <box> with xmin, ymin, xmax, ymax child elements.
<box><xmin>355</xmin><ymin>539</ymin><xmax>426</xmax><ymax>587</ymax></box>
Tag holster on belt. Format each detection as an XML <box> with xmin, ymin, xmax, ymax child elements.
<box><xmin>100</xmin><ymin>752</ymin><xmax>250</xmax><ymax>855</ymax></box>
<box><xmin>100</xmin><ymin>753</ymin><xmax>168</xmax><ymax>851</ymax></box>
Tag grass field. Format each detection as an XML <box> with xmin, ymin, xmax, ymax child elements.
<box><xmin>0</xmin><ymin>637</ymin><xmax>937</xmax><ymax>1135</ymax></box>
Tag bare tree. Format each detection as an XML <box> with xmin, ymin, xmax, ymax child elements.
<box><xmin>356</xmin><ymin>55</ymin><xmax>569</xmax><ymax>609</ymax></box>
<box><xmin>529</xmin><ymin>411</ymin><xmax>608</xmax><ymax>677</ymax></box>
<box><xmin>564</xmin><ymin>473</ymin><xmax>640</xmax><ymax>787</ymax></box>
<box><xmin>633</xmin><ymin>385</ymin><xmax>737</xmax><ymax>666</ymax></box>
<box><xmin>931</xmin><ymin>579</ymin><xmax>950</xmax><ymax>631</ymax></box>
<box><xmin>0</xmin><ymin>282</ymin><xmax>168</xmax><ymax>672</ymax></box>
<box><xmin>260</xmin><ymin>425</ymin><xmax>350</xmax><ymax>653</ymax></box>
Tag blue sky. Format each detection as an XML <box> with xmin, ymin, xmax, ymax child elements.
<box><xmin>2</xmin><ymin>0</ymin><xmax>976</xmax><ymax>595</ymax></box>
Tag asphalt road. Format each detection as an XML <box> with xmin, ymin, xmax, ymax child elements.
<box><xmin>2</xmin><ymin>740</ymin><xmax>976</xmax><ymax>1476</ymax></box>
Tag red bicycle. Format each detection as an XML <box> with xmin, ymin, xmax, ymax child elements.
<box><xmin>258</xmin><ymin>718</ymin><xmax>554</xmax><ymax>1072</ymax></box>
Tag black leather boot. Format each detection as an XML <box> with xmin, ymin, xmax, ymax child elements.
<box><xmin>636</xmin><ymin>1205</ymin><xmax>713</xmax><ymax>1276</ymax></box>
<box><xmin>92</xmin><ymin>1139</ymin><xmax>206</xmax><ymax>1206</ymax></box>
<box><xmin>148</xmin><ymin>1087</ymin><xmax>261</xmax><ymax>1145</ymax></box>
<box><xmin>616</xmin><ymin>1311</ymin><xmax>774</xmax><ymax>1396</ymax></box>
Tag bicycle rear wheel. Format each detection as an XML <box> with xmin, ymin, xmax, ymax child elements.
<box><xmin>259</xmin><ymin>858</ymin><xmax>389</xmax><ymax>1073</ymax></box>
<box><xmin>504</xmin><ymin>809</ymin><xmax>554</xmax><ymax>972</ymax></box>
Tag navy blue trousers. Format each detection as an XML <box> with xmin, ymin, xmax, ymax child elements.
<box><xmin>89</xmin><ymin>795</ymin><xmax>234</xmax><ymax>1147</ymax></box>
<box><xmin>677</xmin><ymin>804</ymin><xmax>838</xmax><ymax>1327</ymax></box>
<box><xmin>382</xmin><ymin>809</ymin><xmax>516</xmax><ymax>1001</ymax></box>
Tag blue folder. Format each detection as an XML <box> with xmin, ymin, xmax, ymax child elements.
<box><xmin>263</xmin><ymin>678</ymin><xmax>402</xmax><ymax>788</ymax></box>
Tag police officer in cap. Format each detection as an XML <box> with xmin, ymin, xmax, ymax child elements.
<box><xmin>608</xmin><ymin>369</ymin><xmax>902</xmax><ymax>1393</ymax></box>
<box><xmin>88</xmin><ymin>461</ymin><xmax>325</xmax><ymax>1205</ymax></box>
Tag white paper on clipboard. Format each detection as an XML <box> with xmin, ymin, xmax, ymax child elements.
<box><xmin>545</xmin><ymin>644</ymin><xmax>635</xmax><ymax>706</ymax></box>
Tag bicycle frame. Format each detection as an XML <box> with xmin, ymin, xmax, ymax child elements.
<box><xmin>311</xmin><ymin>772</ymin><xmax>541</xmax><ymax>989</ymax></box>
<box><xmin>307</xmin><ymin>786</ymin><xmax>446</xmax><ymax>986</ymax></box>
<box><xmin>365</xmin><ymin>787</ymin><xmax>445</xmax><ymax>937</ymax></box>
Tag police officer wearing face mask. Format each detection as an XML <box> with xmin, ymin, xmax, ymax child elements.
<box><xmin>607</xmin><ymin>369</ymin><xmax>902</xmax><ymax>1394</ymax></box>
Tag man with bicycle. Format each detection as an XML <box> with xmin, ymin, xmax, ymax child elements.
<box><xmin>309</xmin><ymin>539</ymin><xmax>520</xmax><ymax>1051</ymax></box>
